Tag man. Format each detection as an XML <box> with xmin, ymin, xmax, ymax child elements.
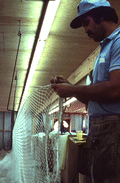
<box><xmin>50</xmin><ymin>0</ymin><xmax>120</xmax><ymax>182</ymax></box>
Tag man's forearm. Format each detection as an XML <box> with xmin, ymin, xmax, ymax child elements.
<box><xmin>73</xmin><ymin>81</ymin><xmax>120</xmax><ymax>103</ymax></box>
<box><xmin>51</xmin><ymin>78</ymin><xmax>120</xmax><ymax>104</ymax></box>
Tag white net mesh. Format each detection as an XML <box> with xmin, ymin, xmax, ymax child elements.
<box><xmin>1</xmin><ymin>85</ymin><xmax>63</xmax><ymax>183</ymax></box>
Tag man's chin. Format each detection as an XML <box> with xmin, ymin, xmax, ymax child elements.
<box><xmin>88</xmin><ymin>34</ymin><xmax>94</xmax><ymax>38</ymax></box>
<box><xmin>88</xmin><ymin>35</ymin><xmax>98</xmax><ymax>42</ymax></box>
<box><xmin>93</xmin><ymin>37</ymin><xmax>102</xmax><ymax>42</ymax></box>
<box><xmin>93</xmin><ymin>39</ymin><xmax>100</xmax><ymax>42</ymax></box>
<box><xmin>88</xmin><ymin>34</ymin><xmax>102</xmax><ymax>42</ymax></box>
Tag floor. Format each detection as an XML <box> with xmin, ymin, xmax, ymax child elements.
<box><xmin>0</xmin><ymin>150</ymin><xmax>83</xmax><ymax>183</ymax></box>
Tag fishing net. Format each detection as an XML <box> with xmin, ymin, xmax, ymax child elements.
<box><xmin>0</xmin><ymin>85</ymin><xmax>63</xmax><ymax>183</ymax></box>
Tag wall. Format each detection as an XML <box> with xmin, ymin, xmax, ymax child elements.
<box><xmin>0</xmin><ymin>112</ymin><xmax>12</xmax><ymax>151</ymax></box>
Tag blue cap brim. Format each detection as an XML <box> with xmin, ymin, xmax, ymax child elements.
<box><xmin>70</xmin><ymin>16</ymin><xmax>82</xmax><ymax>29</ymax></box>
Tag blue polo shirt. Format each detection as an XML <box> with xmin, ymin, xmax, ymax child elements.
<box><xmin>88</xmin><ymin>27</ymin><xmax>120</xmax><ymax>116</ymax></box>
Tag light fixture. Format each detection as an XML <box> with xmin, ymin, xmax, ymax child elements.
<box><xmin>49</xmin><ymin>106</ymin><xmax>59</xmax><ymax>114</ymax></box>
<box><xmin>49</xmin><ymin>97</ymin><xmax>77</xmax><ymax>114</ymax></box>
<box><xmin>39</xmin><ymin>0</ymin><xmax>61</xmax><ymax>41</ymax></box>
<box><xmin>20</xmin><ymin>0</ymin><xmax>61</xmax><ymax>107</ymax></box>
<box><xmin>22</xmin><ymin>40</ymin><xmax>45</xmax><ymax>102</ymax></box>
<box><xmin>63</xmin><ymin>97</ymin><xmax>77</xmax><ymax>107</ymax></box>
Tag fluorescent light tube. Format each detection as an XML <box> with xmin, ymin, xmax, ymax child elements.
<box><xmin>39</xmin><ymin>0</ymin><xmax>61</xmax><ymax>41</ymax></box>
<box><xmin>49</xmin><ymin>97</ymin><xmax>77</xmax><ymax>114</ymax></box>
<box><xmin>20</xmin><ymin>0</ymin><xmax>61</xmax><ymax>107</ymax></box>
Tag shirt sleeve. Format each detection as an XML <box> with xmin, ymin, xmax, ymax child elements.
<box><xmin>109</xmin><ymin>37</ymin><xmax>120</xmax><ymax>72</ymax></box>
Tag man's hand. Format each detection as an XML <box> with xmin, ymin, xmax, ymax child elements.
<box><xmin>50</xmin><ymin>70</ymin><xmax>120</xmax><ymax>104</ymax></box>
<box><xmin>51</xmin><ymin>83</ymin><xmax>74</xmax><ymax>98</ymax></box>
<box><xmin>50</xmin><ymin>75</ymin><xmax>70</xmax><ymax>84</ymax></box>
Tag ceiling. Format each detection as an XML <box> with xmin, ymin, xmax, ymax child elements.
<box><xmin>0</xmin><ymin>0</ymin><xmax>120</xmax><ymax>112</ymax></box>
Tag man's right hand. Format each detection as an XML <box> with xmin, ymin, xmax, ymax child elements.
<box><xmin>50</xmin><ymin>75</ymin><xmax>70</xmax><ymax>84</ymax></box>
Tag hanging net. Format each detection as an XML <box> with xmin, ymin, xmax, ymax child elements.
<box><xmin>0</xmin><ymin>85</ymin><xmax>64</xmax><ymax>183</ymax></box>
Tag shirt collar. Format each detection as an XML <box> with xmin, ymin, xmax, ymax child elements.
<box><xmin>100</xmin><ymin>27</ymin><xmax>120</xmax><ymax>47</ymax></box>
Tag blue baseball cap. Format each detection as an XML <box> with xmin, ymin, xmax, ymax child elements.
<box><xmin>70</xmin><ymin>0</ymin><xmax>111</xmax><ymax>29</ymax></box>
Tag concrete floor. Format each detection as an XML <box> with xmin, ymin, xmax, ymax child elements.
<box><xmin>0</xmin><ymin>151</ymin><xmax>13</xmax><ymax>183</ymax></box>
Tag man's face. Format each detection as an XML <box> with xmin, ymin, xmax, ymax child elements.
<box><xmin>81</xmin><ymin>16</ymin><xmax>106</xmax><ymax>42</ymax></box>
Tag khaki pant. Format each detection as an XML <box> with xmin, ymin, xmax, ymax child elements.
<box><xmin>82</xmin><ymin>174</ymin><xmax>119</xmax><ymax>183</ymax></box>
<box><xmin>81</xmin><ymin>115</ymin><xmax>120</xmax><ymax>183</ymax></box>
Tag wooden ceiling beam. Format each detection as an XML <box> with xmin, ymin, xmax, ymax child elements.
<box><xmin>68</xmin><ymin>46</ymin><xmax>100</xmax><ymax>85</ymax></box>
